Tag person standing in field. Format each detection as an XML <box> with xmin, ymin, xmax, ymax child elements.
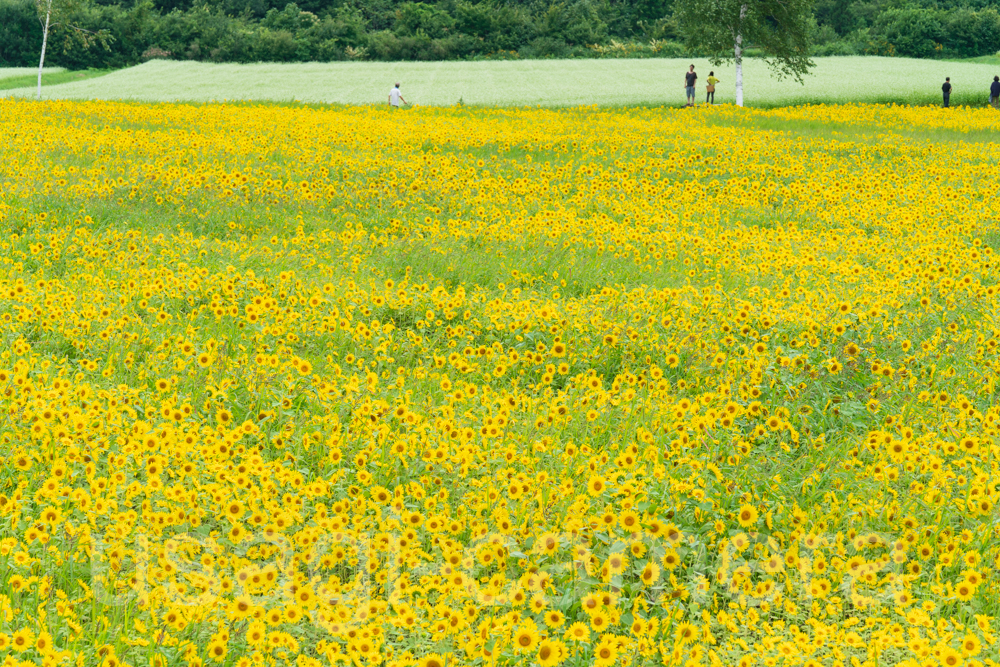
<box><xmin>706</xmin><ymin>71</ymin><xmax>719</xmax><ymax>105</ymax></box>
<box><xmin>684</xmin><ymin>65</ymin><xmax>697</xmax><ymax>107</ymax></box>
<box><xmin>389</xmin><ymin>83</ymin><xmax>408</xmax><ymax>108</ymax></box>
<box><xmin>942</xmin><ymin>77</ymin><xmax>952</xmax><ymax>107</ymax></box>
<box><xmin>991</xmin><ymin>76</ymin><xmax>1000</xmax><ymax>109</ymax></box>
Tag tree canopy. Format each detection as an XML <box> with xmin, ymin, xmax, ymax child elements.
<box><xmin>675</xmin><ymin>0</ymin><xmax>814</xmax><ymax>81</ymax></box>
<box><xmin>674</xmin><ymin>0</ymin><xmax>814</xmax><ymax>105</ymax></box>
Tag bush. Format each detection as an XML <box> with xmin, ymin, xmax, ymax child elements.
<box><xmin>141</xmin><ymin>45</ymin><xmax>173</xmax><ymax>60</ymax></box>
<box><xmin>867</xmin><ymin>6</ymin><xmax>1000</xmax><ymax>59</ymax></box>
<box><xmin>262</xmin><ymin>4</ymin><xmax>318</xmax><ymax>33</ymax></box>
<box><xmin>650</xmin><ymin>39</ymin><xmax>688</xmax><ymax>57</ymax></box>
<box><xmin>151</xmin><ymin>6</ymin><xmax>234</xmax><ymax>61</ymax></box>
<box><xmin>254</xmin><ymin>28</ymin><xmax>299</xmax><ymax>62</ymax></box>
<box><xmin>521</xmin><ymin>36</ymin><xmax>570</xmax><ymax>59</ymax></box>
<box><xmin>588</xmin><ymin>39</ymin><xmax>688</xmax><ymax>58</ymax></box>
<box><xmin>302</xmin><ymin>9</ymin><xmax>367</xmax><ymax>50</ymax></box>
<box><xmin>211</xmin><ymin>28</ymin><xmax>257</xmax><ymax>63</ymax></box>
<box><xmin>454</xmin><ymin>1</ymin><xmax>492</xmax><ymax>39</ymax></box>
<box><xmin>535</xmin><ymin>1</ymin><xmax>608</xmax><ymax>48</ymax></box>
<box><xmin>870</xmin><ymin>8</ymin><xmax>943</xmax><ymax>59</ymax></box>
<box><xmin>368</xmin><ymin>30</ymin><xmax>479</xmax><ymax>61</ymax></box>
<box><xmin>811</xmin><ymin>40</ymin><xmax>857</xmax><ymax>56</ymax></box>
<box><xmin>394</xmin><ymin>2</ymin><xmax>456</xmax><ymax>40</ymax></box>
<box><xmin>484</xmin><ymin>5</ymin><xmax>535</xmax><ymax>52</ymax></box>
<box><xmin>640</xmin><ymin>16</ymin><xmax>679</xmax><ymax>42</ymax></box>
<box><xmin>944</xmin><ymin>8</ymin><xmax>1000</xmax><ymax>58</ymax></box>
<box><xmin>810</xmin><ymin>21</ymin><xmax>839</xmax><ymax>47</ymax></box>
<box><xmin>940</xmin><ymin>8</ymin><xmax>982</xmax><ymax>58</ymax></box>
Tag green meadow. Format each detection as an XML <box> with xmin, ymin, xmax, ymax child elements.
<box><xmin>4</xmin><ymin>56</ymin><xmax>1000</xmax><ymax>107</ymax></box>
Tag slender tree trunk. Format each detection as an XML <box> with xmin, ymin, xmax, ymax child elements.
<box><xmin>37</xmin><ymin>0</ymin><xmax>52</xmax><ymax>101</ymax></box>
<box><xmin>734</xmin><ymin>3</ymin><xmax>747</xmax><ymax>107</ymax></box>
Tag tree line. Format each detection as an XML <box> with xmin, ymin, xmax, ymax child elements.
<box><xmin>1</xmin><ymin>0</ymin><xmax>999</xmax><ymax>70</ymax></box>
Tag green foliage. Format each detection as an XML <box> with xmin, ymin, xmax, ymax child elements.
<box><xmin>0</xmin><ymin>0</ymin><xmax>40</xmax><ymax>67</ymax></box>
<box><xmin>674</xmin><ymin>0</ymin><xmax>815</xmax><ymax>83</ymax></box>
<box><xmin>813</xmin><ymin>0</ymin><xmax>857</xmax><ymax>36</ymax></box>
<box><xmin>395</xmin><ymin>2</ymin><xmax>456</xmax><ymax>39</ymax></box>
<box><xmin>870</xmin><ymin>8</ymin><xmax>943</xmax><ymax>58</ymax></box>
<box><xmin>866</xmin><ymin>7</ymin><xmax>1000</xmax><ymax>59</ymax></box>
<box><xmin>535</xmin><ymin>2</ymin><xmax>607</xmax><ymax>46</ymax></box>
<box><xmin>1</xmin><ymin>0</ymin><xmax>998</xmax><ymax>69</ymax></box>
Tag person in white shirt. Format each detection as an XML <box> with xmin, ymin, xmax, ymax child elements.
<box><xmin>388</xmin><ymin>83</ymin><xmax>408</xmax><ymax>108</ymax></box>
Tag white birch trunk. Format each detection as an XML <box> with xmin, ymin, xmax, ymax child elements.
<box><xmin>734</xmin><ymin>3</ymin><xmax>747</xmax><ymax>107</ymax></box>
<box><xmin>37</xmin><ymin>0</ymin><xmax>52</xmax><ymax>100</ymax></box>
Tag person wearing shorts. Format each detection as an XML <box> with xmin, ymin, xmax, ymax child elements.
<box><xmin>684</xmin><ymin>65</ymin><xmax>697</xmax><ymax>107</ymax></box>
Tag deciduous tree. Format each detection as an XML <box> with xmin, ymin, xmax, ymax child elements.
<box><xmin>674</xmin><ymin>0</ymin><xmax>814</xmax><ymax>106</ymax></box>
<box><xmin>35</xmin><ymin>0</ymin><xmax>112</xmax><ymax>99</ymax></box>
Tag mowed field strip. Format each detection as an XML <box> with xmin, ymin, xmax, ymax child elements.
<box><xmin>0</xmin><ymin>67</ymin><xmax>64</xmax><ymax>80</ymax></box>
<box><xmin>5</xmin><ymin>56</ymin><xmax>1000</xmax><ymax>106</ymax></box>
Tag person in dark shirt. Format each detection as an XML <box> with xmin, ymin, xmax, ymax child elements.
<box><xmin>684</xmin><ymin>65</ymin><xmax>697</xmax><ymax>107</ymax></box>
<box><xmin>942</xmin><ymin>77</ymin><xmax>952</xmax><ymax>107</ymax></box>
<box><xmin>991</xmin><ymin>76</ymin><xmax>1000</xmax><ymax>109</ymax></box>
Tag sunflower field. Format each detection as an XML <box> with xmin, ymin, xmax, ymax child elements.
<box><xmin>2</xmin><ymin>98</ymin><xmax>1000</xmax><ymax>667</ymax></box>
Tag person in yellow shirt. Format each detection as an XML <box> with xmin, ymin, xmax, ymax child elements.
<box><xmin>706</xmin><ymin>72</ymin><xmax>720</xmax><ymax>105</ymax></box>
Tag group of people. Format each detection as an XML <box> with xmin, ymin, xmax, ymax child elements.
<box><xmin>683</xmin><ymin>65</ymin><xmax>719</xmax><ymax>106</ymax></box>
<box><xmin>385</xmin><ymin>71</ymin><xmax>1000</xmax><ymax>110</ymax></box>
<box><xmin>943</xmin><ymin>75</ymin><xmax>1000</xmax><ymax>108</ymax></box>
<box><xmin>682</xmin><ymin>64</ymin><xmax>1000</xmax><ymax>110</ymax></box>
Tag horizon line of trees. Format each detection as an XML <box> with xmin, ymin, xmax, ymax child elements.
<box><xmin>2</xmin><ymin>0</ymin><xmax>1000</xmax><ymax>70</ymax></box>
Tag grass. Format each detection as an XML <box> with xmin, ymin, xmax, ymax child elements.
<box><xmin>0</xmin><ymin>66</ymin><xmax>64</xmax><ymax>80</ymax></box>
<box><xmin>0</xmin><ymin>68</ymin><xmax>112</xmax><ymax>91</ymax></box>
<box><xmin>4</xmin><ymin>56</ymin><xmax>1000</xmax><ymax>107</ymax></box>
<box><xmin>950</xmin><ymin>55</ymin><xmax>1000</xmax><ymax>65</ymax></box>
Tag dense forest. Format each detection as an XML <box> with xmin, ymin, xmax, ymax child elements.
<box><xmin>2</xmin><ymin>0</ymin><xmax>999</xmax><ymax>69</ymax></box>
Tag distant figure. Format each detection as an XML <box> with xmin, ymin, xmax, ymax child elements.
<box><xmin>684</xmin><ymin>65</ymin><xmax>697</xmax><ymax>107</ymax></box>
<box><xmin>942</xmin><ymin>77</ymin><xmax>952</xmax><ymax>108</ymax></box>
<box><xmin>389</xmin><ymin>83</ymin><xmax>408</xmax><ymax>108</ymax></box>
<box><xmin>991</xmin><ymin>76</ymin><xmax>1000</xmax><ymax>109</ymax></box>
<box><xmin>706</xmin><ymin>71</ymin><xmax>719</xmax><ymax>105</ymax></box>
